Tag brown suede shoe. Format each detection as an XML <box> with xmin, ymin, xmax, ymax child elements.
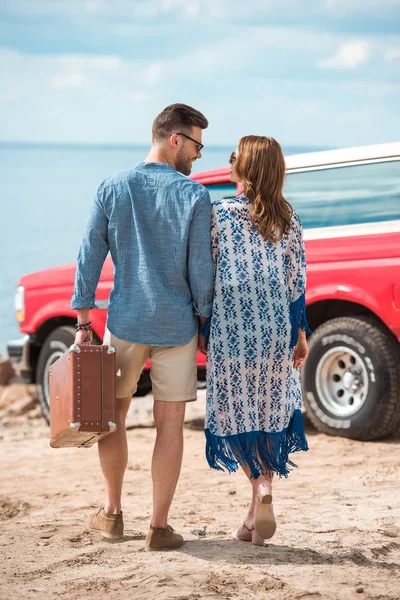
<box><xmin>145</xmin><ymin>525</ymin><xmax>184</xmax><ymax>551</ymax></box>
<box><xmin>88</xmin><ymin>508</ymin><xmax>124</xmax><ymax>540</ymax></box>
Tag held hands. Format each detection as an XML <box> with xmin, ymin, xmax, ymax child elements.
<box><xmin>198</xmin><ymin>332</ymin><xmax>207</xmax><ymax>356</ymax></box>
<box><xmin>198</xmin><ymin>316</ymin><xmax>208</xmax><ymax>356</ymax></box>
<box><xmin>293</xmin><ymin>336</ymin><xmax>308</xmax><ymax>369</ymax></box>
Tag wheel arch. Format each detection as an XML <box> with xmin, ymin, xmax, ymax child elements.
<box><xmin>306</xmin><ymin>299</ymin><xmax>398</xmax><ymax>342</ymax></box>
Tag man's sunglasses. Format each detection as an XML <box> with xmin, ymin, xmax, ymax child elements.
<box><xmin>229</xmin><ymin>152</ymin><xmax>237</xmax><ymax>165</ymax></box>
<box><xmin>174</xmin><ymin>132</ymin><xmax>204</xmax><ymax>152</ymax></box>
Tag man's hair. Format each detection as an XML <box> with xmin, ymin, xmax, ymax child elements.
<box><xmin>152</xmin><ymin>103</ymin><xmax>208</xmax><ymax>142</ymax></box>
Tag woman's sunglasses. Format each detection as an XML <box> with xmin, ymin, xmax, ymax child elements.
<box><xmin>229</xmin><ymin>152</ymin><xmax>237</xmax><ymax>165</ymax></box>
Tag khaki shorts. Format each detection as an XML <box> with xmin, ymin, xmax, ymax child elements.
<box><xmin>103</xmin><ymin>328</ymin><xmax>198</xmax><ymax>401</ymax></box>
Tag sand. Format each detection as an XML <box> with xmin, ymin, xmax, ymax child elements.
<box><xmin>1</xmin><ymin>390</ymin><xmax>399</xmax><ymax>600</ymax></box>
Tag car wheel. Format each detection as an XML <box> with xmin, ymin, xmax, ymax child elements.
<box><xmin>36</xmin><ymin>326</ymin><xmax>76</xmax><ymax>423</ymax></box>
<box><xmin>134</xmin><ymin>370</ymin><xmax>152</xmax><ymax>397</ymax></box>
<box><xmin>302</xmin><ymin>316</ymin><xmax>400</xmax><ymax>441</ymax></box>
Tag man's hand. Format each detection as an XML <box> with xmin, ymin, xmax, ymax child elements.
<box><xmin>293</xmin><ymin>337</ymin><xmax>308</xmax><ymax>369</ymax></box>
<box><xmin>74</xmin><ymin>328</ymin><xmax>93</xmax><ymax>345</ymax></box>
<box><xmin>75</xmin><ymin>308</ymin><xmax>92</xmax><ymax>345</ymax></box>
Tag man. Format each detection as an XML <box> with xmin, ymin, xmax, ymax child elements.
<box><xmin>71</xmin><ymin>103</ymin><xmax>214</xmax><ymax>551</ymax></box>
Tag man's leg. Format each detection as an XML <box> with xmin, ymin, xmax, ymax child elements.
<box><xmin>99</xmin><ymin>328</ymin><xmax>150</xmax><ymax>516</ymax></box>
<box><xmin>98</xmin><ymin>396</ymin><xmax>132</xmax><ymax>514</ymax></box>
<box><xmin>151</xmin><ymin>400</ymin><xmax>186</xmax><ymax>528</ymax></box>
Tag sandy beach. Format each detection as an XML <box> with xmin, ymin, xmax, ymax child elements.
<box><xmin>1</xmin><ymin>388</ymin><xmax>399</xmax><ymax>600</ymax></box>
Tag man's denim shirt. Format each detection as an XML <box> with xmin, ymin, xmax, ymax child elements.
<box><xmin>71</xmin><ymin>162</ymin><xmax>214</xmax><ymax>347</ymax></box>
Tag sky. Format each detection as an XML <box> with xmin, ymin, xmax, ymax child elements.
<box><xmin>0</xmin><ymin>0</ymin><xmax>399</xmax><ymax>147</ymax></box>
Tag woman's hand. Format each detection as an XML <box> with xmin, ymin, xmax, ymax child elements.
<box><xmin>198</xmin><ymin>332</ymin><xmax>208</xmax><ymax>356</ymax></box>
<box><xmin>293</xmin><ymin>336</ymin><xmax>308</xmax><ymax>369</ymax></box>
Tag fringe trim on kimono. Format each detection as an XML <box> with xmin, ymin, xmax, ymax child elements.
<box><xmin>205</xmin><ymin>409</ymin><xmax>308</xmax><ymax>479</ymax></box>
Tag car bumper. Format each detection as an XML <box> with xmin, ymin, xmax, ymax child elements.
<box><xmin>7</xmin><ymin>336</ymin><xmax>33</xmax><ymax>383</ymax></box>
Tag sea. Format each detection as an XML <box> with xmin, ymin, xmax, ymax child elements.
<box><xmin>0</xmin><ymin>142</ymin><xmax>320</xmax><ymax>355</ymax></box>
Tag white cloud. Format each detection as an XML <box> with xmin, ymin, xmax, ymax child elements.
<box><xmin>2</xmin><ymin>0</ymin><xmax>102</xmax><ymax>16</ymax></box>
<box><xmin>324</xmin><ymin>0</ymin><xmax>398</xmax><ymax>10</ymax></box>
<box><xmin>318</xmin><ymin>41</ymin><xmax>370</xmax><ymax>69</ymax></box>
<box><xmin>161</xmin><ymin>0</ymin><xmax>200</xmax><ymax>17</ymax></box>
<box><xmin>130</xmin><ymin>91</ymin><xmax>149</xmax><ymax>102</ymax></box>
<box><xmin>143</xmin><ymin>62</ymin><xmax>163</xmax><ymax>86</ymax></box>
<box><xmin>52</xmin><ymin>54</ymin><xmax>121</xmax><ymax>89</ymax></box>
<box><xmin>59</xmin><ymin>55</ymin><xmax>121</xmax><ymax>70</ymax></box>
<box><xmin>3</xmin><ymin>0</ymin><xmax>398</xmax><ymax>19</ymax></box>
<box><xmin>53</xmin><ymin>72</ymin><xmax>86</xmax><ymax>88</ymax></box>
<box><xmin>385</xmin><ymin>47</ymin><xmax>400</xmax><ymax>61</ymax></box>
<box><xmin>84</xmin><ymin>0</ymin><xmax>100</xmax><ymax>13</ymax></box>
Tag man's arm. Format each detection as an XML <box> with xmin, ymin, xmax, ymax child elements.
<box><xmin>187</xmin><ymin>190</ymin><xmax>214</xmax><ymax>320</ymax></box>
<box><xmin>71</xmin><ymin>185</ymin><xmax>110</xmax><ymax>343</ymax></box>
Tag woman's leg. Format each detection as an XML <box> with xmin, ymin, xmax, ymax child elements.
<box><xmin>240</xmin><ymin>465</ymin><xmax>273</xmax><ymax>529</ymax></box>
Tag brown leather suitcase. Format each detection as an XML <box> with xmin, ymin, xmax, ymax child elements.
<box><xmin>49</xmin><ymin>343</ymin><xmax>117</xmax><ymax>448</ymax></box>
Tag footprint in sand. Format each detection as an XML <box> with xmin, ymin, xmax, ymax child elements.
<box><xmin>0</xmin><ymin>495</ymin><xmax>31</xmax><ymax>520</ymax></box>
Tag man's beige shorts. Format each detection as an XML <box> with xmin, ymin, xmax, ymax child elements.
<box><xmin>103</xmin><ymin>328</ymin><xmax>198</xmax><ymax>401</ymax></box>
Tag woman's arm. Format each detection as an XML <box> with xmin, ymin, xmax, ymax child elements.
<box><xmin>285</xmin><ymin>212</ymin><xmax>311</xmax><ymax>352</ymax></box>
<box><xmin>198</xmin><ymin>207</ymin><xmax>219</xmax><ymax>354</ymax></box>
<box><xmin>210</xmin><ymin>206</ymin><xmax>219</xmax><ymax>273</ymax></box>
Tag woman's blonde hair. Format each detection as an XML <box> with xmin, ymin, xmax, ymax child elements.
<box><xmin>235</xmin><ymin>135</ymin><xmax>293</xmax><ymax>243</ymax></box>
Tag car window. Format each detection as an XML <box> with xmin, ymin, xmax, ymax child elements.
<box><xmin>284</xmin><ymin>160</ymin><xmax>400</xmax><ymax>229</ymax></box>
<box><xmin>205</xmin><ymin>183</ymin><xmax>237</xmax><ymax>204</ymax></box>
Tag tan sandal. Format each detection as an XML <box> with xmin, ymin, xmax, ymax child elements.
<box><xmin>234</xmin><ymin>522</ymin><xmax>252</xmax><ymax>542</ymax></box>
<box><xmin>254</xmin><ymin>485</ymin><xmax>276</xmax><ymax>540</ymax></box>
<box><xmin>234</xmin><ymin>522</ymin><xmax>265</xmax><ymax>546</ymax></box>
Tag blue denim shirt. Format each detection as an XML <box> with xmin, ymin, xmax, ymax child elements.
<box><xmin>71</xmin><ymin>162</ymin><xmax>214</xmax><ymax>346</ymax></box>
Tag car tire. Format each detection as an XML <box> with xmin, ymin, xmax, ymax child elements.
<box><xmin>134</xmin><ymin>370</ymin><xmax>152</xmax><ymax>397</ymax></box>
<box><xmin>36</xmin><ymin>326</ymin><xmax>76</xmax><ymax>424</ymax></box>
<box><xmin>302</xmin><ymin>316</ymin><xmax>400</xmax><ymax>441</ymax></box>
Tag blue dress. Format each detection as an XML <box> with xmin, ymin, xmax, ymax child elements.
<box><xmin>204</xmin><ymin>195</ymin><xmax>310</xmax><ymax>478</ymax></box>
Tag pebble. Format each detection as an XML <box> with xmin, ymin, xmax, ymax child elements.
<box><xmin>378</xmin><ymin>526</ymin><xmax>399</xmax><ymax>538</ymax></box>
<box><xmin>356</xmin><ymin>586</ymin><xmax>364</xmax><ymax>593</ymax></box>
<box><xmin>190</xmin><ymin>526</ymin><xmax>207</xmax><ymax>537</ymax></box>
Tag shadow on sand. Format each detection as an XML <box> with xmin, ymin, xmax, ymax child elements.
<box><xmin>179</xmin><ymin>538</ymin><xmax>399</xmax><ymax>571</ymax></box>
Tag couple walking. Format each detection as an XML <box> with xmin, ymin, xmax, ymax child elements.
<box><xmin>71</xmin><ymin>103</ymin><xmax>310</xmax><ymax>551</ymax></box>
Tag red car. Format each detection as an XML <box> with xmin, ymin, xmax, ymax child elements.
<box><xmin>8</xmin><ymin>142</ymin><xmax>400</xmax><ymax>440</ymax></box>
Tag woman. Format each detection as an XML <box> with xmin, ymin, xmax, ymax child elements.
<box><xmin>200</xmin><ymin>136</ymin><xmax>310</xmax><ymax>545</ymax></box>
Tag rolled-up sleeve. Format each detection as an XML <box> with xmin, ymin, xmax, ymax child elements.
<box><xmin>187</xmin><ymin>190</ymin><xmax>214</xmax><ymax>318</ymax></box>
<box><xmin>70</xmin><ymin>185</ymin><xmax>109</xmax><ymax>310</ymax></box>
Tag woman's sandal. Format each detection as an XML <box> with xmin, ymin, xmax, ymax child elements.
<box><xmin>234</xmin><ymin>522</ymin><xmax>252</xmax><ymax>542</ymax></box>
<box><xmin>234</xmin><ymin>522</ymin><xmax>265</xmax><ymax>546</ymax></box>
<box><xmin>254</xmin><ymin>484</ymin><xmax>277</xmax><ymax>540</ymax></box>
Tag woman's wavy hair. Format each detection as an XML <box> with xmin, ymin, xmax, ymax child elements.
<box><xmin>235</xmin><ymin>135</ymin><xmax>293</xmax><ymax>243</ymax></box>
